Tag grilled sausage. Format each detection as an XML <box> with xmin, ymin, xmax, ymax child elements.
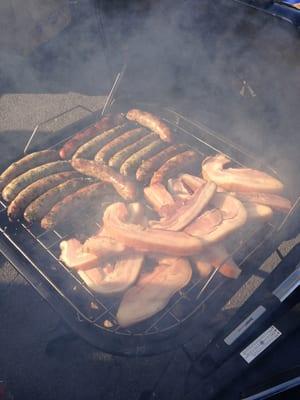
<box><xmin>2</xmin><ymin>161</ymin><xmax>72</xmax><ymax>202</ymax></box>
<box><xmin>71</xmin><ymin>158</ymin><xmax>137</xmax><ymax>201</ymax></box>
<box><xmin>108</xmin><ymin>133</ymin><xmax>158</xmax><ymax>169</ymax></box>
<box><xmin>7</xmin><ymin>171</ymin><xmax>80</xmax><ymax>220</ymax></box>
<box><xmin>120</xmin><ymin>140</ymin><xmax>167</xmax><ymax>177</ymax></box>
<box><xmin>136</xmin><ymin>144</ymin><xmax>188</xmax><ymax>183</ymax></box>
<box><xmin>126</xmin><ymin>109</ymin><xmax>173</xmax><ymax>142</ymax></box>
<box><xmin>150</xmin><ymin>151</ymin><xmax>201</xmax><ymax>185</ymax></box>
<box><xmin>72</xmin><ymin>123</ymin><xmax>132</xmax><ymax>160</ymax></box>
<box><xmin>24</xmin><ymin>178</ymin><xmax>89</xmax><ymax>223</ymax></box>
<box><xmin>0</xmin><ymin>150</ymin><xmax>59</xmax><ymax>191</ymax></box>
<box><xmin>59</xmin><ymin>114</ymin><xmax>125</xmax><ymax>159</ymax></box>
<box><xmin>41</xmin><ymin>182</ymin><xmax>113</xmax><ymax>230</ymax></box>
<box><xmin>94</xmin><ymin>127</ymin><xmax>148</xmax><ymax>162</ymax></box>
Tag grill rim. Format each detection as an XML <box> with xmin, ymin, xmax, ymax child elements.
<box><xmin>0</xmin><ymin>98</ymin><xmax>298</xmax><ymax>356</ymax></box>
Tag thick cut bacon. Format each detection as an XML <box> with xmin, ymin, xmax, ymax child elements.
<box><xmin>78</xmin><ymin>254</ymin><xmax>144</xmax><ymax>296</ymax></box>
<box><xmin>103</xmin><ymin>202</ymin><xmax>204</xmax><ymax>256</ymax></box>
<box><xmin>202</xmin><ymin>154</ymin><xmax>284</xmax><ymax>193</ymax></box>
<box><xmin>167</xmin><ymin>177</ymin><xmax>192</xmax><ymax>201</ymax></box>
<box><xmin>144</xmin><ymin>183</ymin><xmax>176</xmax><ymax>217</ymax></box>
<box><xmin>185</xmin><ymin>193</ymin><xmax>247</xmax><ymax>244</ymax></box>
<box><xmin>83</xmin><ymin>234</ymin><xmax>127</xmax><ymax>258</ymax></box>
<box><xmin>59</xmin><ymin>239</ymin><xmax>99</xmax><ymax>270</ymax></box>
<box><xmin>117</xmin><ymin>257</ymin><xmax>192</xmax><ymax>327</ymax></box>
<box><xmin>150</xmin><ymin>181</ymin><xmax>216</xmax><ymax>231</ymax></box>
<box><xmin>233</xmin><ymin>192</ymin><xmax>291</xmax><ymax>213</ymax></box>
<box><xmin>180</xmin><ymin>174</ymin><xmax>206</xmax><ymax>193</ymax></box>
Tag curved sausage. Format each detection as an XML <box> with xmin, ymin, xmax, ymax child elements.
<box><xmin>7</xmin><ymin>171</ymin><xmax>80</xmax><ymax>220</ymax></box>
<box><xmin>136</xmin><ymin>144</ymin><xmax>188</xmax><ymax>183</ymax></box>
<box><xmin>72</xmin><ymin>123</ymin><xmax>132</xmax><ymax>160</ymax></box>
<box><xmin>94</xmin><ymin>127</ymin><xmax>148</xmax><ymax>162</ymax></box>
<box><xmin>120</xmin><ymin>140</ymin><xmax>166</xmax><ymax>177</ymax></box>
<box><xmin>150</xmin><ymin>150</ymin><xmax>200</xmax><ymax>185</ymax></box>
<box><xmin>0</xmin><ymin>150</ymin><xmax>59</xmax><ymax>191</ymax></box>
<box><xmin>2</xmin><ymin>161</ymin><xmax>72</xmax><ymax>202</ymax></box>
<box><xmin>71</xmin><ymin>158</ymin><xmax>137</xmax><ymax>201</ymax></box>
<box><xmin>126</xmin><ymin>109</ymin><xmax>173</xmax><ymax>142</ymax></box>
<box><xmin>59</xmin><ymin>114</ymin><xmax>125</xmax><ymax>159</ymax></box>
<box><xmin>41</xmin><ymin>182</ymin><xmax>112</xmax><ymax>230</ymax></box>
<box><xmin>108</xmin><ymin>133</ymin><xmax>158</xmax><ymax>169</ymax></box>
<box><xmin>24</xmin><ymin>178</ymin><xmax>89</xmax><ymax>223</ymax></box>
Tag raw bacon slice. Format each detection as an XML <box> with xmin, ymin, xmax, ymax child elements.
<box><xmin>185</xmin><ymin>193</ymin><xmax>247</xmax><ymax>244</ymax></box>
<box><xmin>144</xmin><ymin>183</ymin><xmax>176</xmax><ymax>217</ymax></box>
<box><xmin>78</xmin><ymin>254</ymin><xmax>144</xmax><ymax>296</ymax></box>
<box><xmin>59</xmin><ymin>239</ymin><xmax>99</xmax><ymax>270</ymax></box>
<box><xmin>150</xmin><ymin>181</ymin><xmax>216</xmax><ymax>231</ymax></box>
<box><xmin>103</xmin><ymin>202</ymin><xmax>204</xmax><ymax>256</ymax></box>
<box><xmin>117</xmin><ymin>257</ymin><xmax>192</xmax><ymax>327</ymax></box>
<box><xmin>233</xmin><ymin>192</ymin><xmax>291</xmax><ymax>213</ymax></box>
<box><xmin>202</xmin><ymin>154</ymin><xmax>284</xmax><ymax>193</ymax></box>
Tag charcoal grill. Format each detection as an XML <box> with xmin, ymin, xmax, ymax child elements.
<box><xmin>0</xmin><ymin>80</ymin><xmax>299</xmax><ymax>362</ymax></box>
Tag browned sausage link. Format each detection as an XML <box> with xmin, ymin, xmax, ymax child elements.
<box><xmin>2</xmin><ymin>161</ymin><xmax>72</xmax><ymax>202</ymax></box>
<box><xmin>72</xmin><ymin>123</ymin><xmax>132</xmax><ymax>160</ymax></box>
<box><xmin>136</xmin><ymin>144</ymin><xmax>188</xmax><ymax>183</ymax></box>
<box><xmin>0</xmin><ymin>150</ymin><xmax>59</xmax><ymax>191</ymax></box>
<box><xmin>41</xmin><ymin>182</ymin><xmax>113</xmax><ymax>230</ymax></box>
<box><xmin>71</xmin><ymin>158</ymin><xmax>137</xmax><ymax>201</ymax></box>
<box><xmin>94</xmin><ymin>127</ymin><xmax>148</xmax><ymax>163</ymax></box>
<box><xmin>24</xmin><ymin>178</ymin><xmax>90</xmax><ymax>223</ymax></box>
<box><xmin>120</xmin><ymin>140</ymin><xmax>167</xmax><ymax>177</ymax></box>
<box><xmin>59</xmin><ymin>114</ymin><xmax>125</xmax><ymax>159</ymax></box>
<box><xmin>150</xmin><ymin>151</ymin><xmax>201</xmax><ymax>185</ymax></box>
<box><xmin>7</xmin><ymin>171</ymin><xmax>80</xmax><ymax>220</ymax></box>
<box><xmin>108</xmin><ymin>133</ymin><xmax>158</xmax><ymax>169</ymax></box>
<box><xmin>126</xmin><ymin>109</ymin><xmax>173</xmax><ymax>142</ymax></box>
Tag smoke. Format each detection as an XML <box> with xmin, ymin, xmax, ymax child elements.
<box><xmin>1</xmin><ymin>0</ymin><xmax>299</xmax><ymax>188</ymax></box>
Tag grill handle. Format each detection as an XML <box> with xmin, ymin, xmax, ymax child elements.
<box><xmin>24</xmin><ymin>104</ymin><xmax>94</xmax><ymax>154</ymax></box>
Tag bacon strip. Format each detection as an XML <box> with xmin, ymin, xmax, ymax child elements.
<box><xmin>117</xmin><ymin>257</ymin><xmax>192</xmax><ymax>327</ymax></box>
<box><xmin>103</xmin><ymin>202</ymin><xmax>204</xmax><ymax>256</ymax></box>
<box><xmin>233</xmin><ymin>192</ymin><xmax>291</xmax><ymax>213</ymax></box>
<box><xmin>150</xmin><ymin>181</ymin><xmax>216</xmax><ymax>231</ymax></box>
<box><xmin>202</xmin><ymin>154</ymin><xmax>284</xmax><ymax>193</ymax></box>
<box><xmin>144</xmin><ymin>183</ymin><xmax>176</xmax><ymax>217</ymax></box>
<box><xmin>185</xmin><ymin>193</ymin><xmax>247</xmax><ymax>244</ymax></box>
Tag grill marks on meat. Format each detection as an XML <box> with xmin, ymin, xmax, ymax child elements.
<box><xmin>136</xmin><ymin>144</ymin><xmax>188</xmax><ymax>183</ymax></box>
<box><xmin>202</xmin><ymin>154</ymin><xmax>284</xmax><ymax>193</ymax></box>
<box><xmin>41</xmin><ymin>182</ymin><xmax>113</xmax><ymax>230</ymax></box>
<box><xmin>103</xmin><ymin>202</ymin><xmax>204</xmax><ymax>256</ymax></box>
<box><xmin>0</xmin><ymin>150</ymin><xmax>59</xmax><ymax>191</ymax></box>
<box><xmin>72</xmin><ymin>123</ymin><xmax>132</xmax><ymax>160</ymax></box>
<box><xmin>150</xmin><ymin>181</ymin><xmax>217</xmax><ymax>231</ymax></box>
<box><xmin>94</xmin><ymin>127</ymin><xmax>148</xmax><ymax>163</ymax></box>
<box><xmin>71</xmin><ymin>158</ymin><xmax>137</xmax><ymax>201</ymax></box>
<box><xmin>109</xmin><ymin>133</ymin><xmax>158</xmax><ymax>170</ymax></box>
<box><xmin>2</xmin><ymin>161</ymin><xmax>72</xmax><ymax>202</ymax></box>
<box><xmin>150</xmin><ymin>151</ymin><xmax>201</xmax><ymax>185</ymax></box>
<box><xmin>117</xmin><ymin>257</ymin><xmax>192</xmax><ymax>327</ymax></box>
<box><xmin>78</xmin><ymin>254</ymin><xmax>144</xmax><ymax>296</ymax></box>
<box><xmin>59</xmin><ymin>114</ymin><xmax>125</xmax><ymax>159</ymax></box>
<box><xmin>7</xmin><ymin>171</ymin><xmax>80</xmax><ymax>220</ymax></box>
<box><xmin>120</xmin><ymin>139</ymin><xmax>167</xmax><ymax>177</ymax></box>
<box><xmin>24</xmin><ymin>177</ymin><xmax>89</xmax><ymax>223</ymax></box>
<box><xmin>126</xmin><ymin>109</ymin><xmax>173</xmax><ymax>143</ymax></box>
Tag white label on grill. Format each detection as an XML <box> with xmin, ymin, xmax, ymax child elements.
<box><xmin>240</xmin><ymin>325</ymin><xmax>282</xmax><ymax>364</ymax></box>
<box><xmin>224</xmin><ymin>305</ymin><xmax>266</xmax><ymax>346</ymax></box>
